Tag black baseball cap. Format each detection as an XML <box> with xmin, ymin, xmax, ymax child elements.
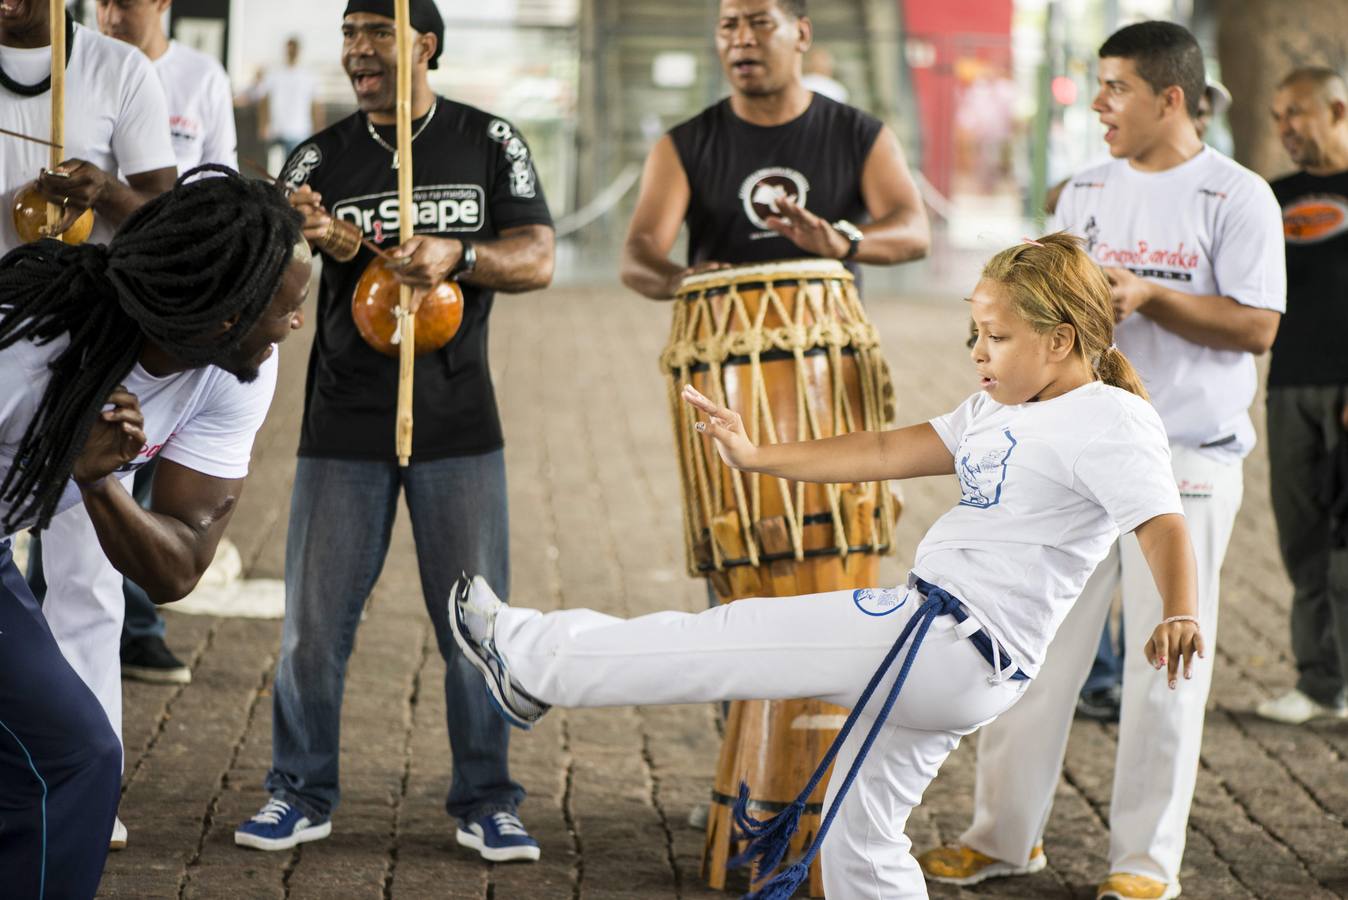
<box><xmin>342</xmin><ymin>0</ymin><xmax>444</xmax><ymax>70</ymax></box>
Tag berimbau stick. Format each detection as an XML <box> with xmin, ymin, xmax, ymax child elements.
<box><xmin>47</xmin><ymin>0</ymin><xmax>64</xmax><ymax>239</ymax></box>
<box><xmin>394</xmin><ymin>0</ymin><xmax>415</xmax><ymax>466</ymax></box>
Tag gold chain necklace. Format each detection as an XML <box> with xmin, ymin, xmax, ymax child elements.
<box><xmin>364</xmin><ymin>97</ymin><xmax>438</xmax><ymax>170</ymax></box>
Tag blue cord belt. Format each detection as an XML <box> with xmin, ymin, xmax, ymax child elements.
<box><xmin>913</xmin><ymin>577</ymin><xmax>1029</xmax><ymax>681</ymax></box>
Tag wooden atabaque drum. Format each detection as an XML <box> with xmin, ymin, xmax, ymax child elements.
<box><xmin>660</xmin><ymin>259</ymin><xmax>899</xmax><ymax>896</ymax></box>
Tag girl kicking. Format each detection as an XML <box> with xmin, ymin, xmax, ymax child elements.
<box><xmin>449</xmin><ymin>233</ymin><xmax>1204</xmax><ymax>899</ymax></box>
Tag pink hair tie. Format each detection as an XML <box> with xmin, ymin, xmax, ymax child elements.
<box><xmin>1021</xmin><ymin>236</ymin><xmax>1045</xmax><ymax>248</ymax></box>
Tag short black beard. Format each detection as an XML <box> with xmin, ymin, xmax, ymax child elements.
<box><xmin>220</xmin><ymin>360</ymin><xmax>260</xmax><ymax>384</ymax></box>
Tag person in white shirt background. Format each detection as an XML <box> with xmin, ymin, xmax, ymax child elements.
<box><xmin>448</xmin><ymin>232</ymin><xmax>1207</xmax><ymax>900</ymax></box>
<box><xmin>919</xmin><ymin>21</ymin><xmax>1285</xmax><ymax>900</ymax></box>
<box><xmin>97</xmin><ymin>0</ymin><xmax>237</xmax><ymax>173</ymax></box>
<box><xmin>800</xmin><ymin>46</ymin><xmax>848</xmax><ymax>104</ymax></box>
<box><xmin>247</xmin><ymin>35</ymin><xmax>323</xmax><ymax>168</ymax></box>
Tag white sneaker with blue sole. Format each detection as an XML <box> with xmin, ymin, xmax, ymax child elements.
<box><xmin>448</xmin><ymin>574</ymin><xmax>550</xmax><ymax>730</ymax></box>
<box><xmin>457</xmin><ymin>811</ymin><xmax>541</xmax><ymax>862</ymax></box>
<box><xmin>234</xmin><ymin>797</ymin><xmax>332</xmax><ymax>851</ymax></box>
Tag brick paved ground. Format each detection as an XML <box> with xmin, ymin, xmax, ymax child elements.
<box><xmin>96</xmin><ymin>282</ymin><xmax>1347</xmax><ymax>899</ymax></box>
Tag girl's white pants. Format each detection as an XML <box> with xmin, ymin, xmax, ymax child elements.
<box><xmin>960</xmin><ymin>445</ymin><xmax>1242</xmax><ymax>884</ymax></box>
<box><xmin>494</xmin><ymin>586</ymin><xmax>1028</xmax><ymax>899</ymax></box>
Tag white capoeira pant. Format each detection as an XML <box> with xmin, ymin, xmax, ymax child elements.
<box><xmin>960</xmin><ymin>445</ymin><xmax>1242</xmax><ymax>884</ymax></box>
<box><xmin>35</xmin><ymin>488</ymin><xmax>134</xmax><ymax>757</ymax></box>
<box><xmin>494</xmin><ymin>585</ymin><xmax>1028</xmax><ymax>899</ymax></box>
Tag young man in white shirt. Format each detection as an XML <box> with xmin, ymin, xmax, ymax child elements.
<box><xmin>97</xmin><ymin>0</ymin><xmax>237</xmax><ymax>172</ymax></box>
<box><xmin>918</xmin><ymin>21</ymin><xmax>1285</xmax><ymax>900</ymax></box>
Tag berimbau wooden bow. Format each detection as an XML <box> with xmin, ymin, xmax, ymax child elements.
<box><xmin>394</xmin><ymin>0</ymin><xmax>415</xmax><ymax>466</ymax></box>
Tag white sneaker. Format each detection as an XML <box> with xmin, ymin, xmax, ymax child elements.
<box><xmin>110</xmin><ymin>816</ymin><xmax>128</xmax><ymax>851</ymax></box>
<box><xmin>1255</xmin><ymin>688</ymin><xmax>1348</xmax><ymax>725</ymax></box>
<box><xmin>448</xmin><ymin>574</ymin><xmax>550</xmax><ymax>729</ymax></box>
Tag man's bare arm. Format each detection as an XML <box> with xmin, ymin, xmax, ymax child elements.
<box><xmin>851</xmin><ymin>126</ymin><xmax>930</xmax><ymax>265</ymax></box>
<box><xmin>620</xmin><ymin>135</ymin><xmax>697</xmax><ymax>300</ymax></box>
<box><xmin>37</xmin><ymin>162</ymin><xmax>177</xmax><ymax>232</ymax></box>
<box><xmin>79</xmin><ymin>459</ymin><xmax>243</xmax><ymax>605</ymax></box>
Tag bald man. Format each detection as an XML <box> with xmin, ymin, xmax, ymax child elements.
<box><xmin>1259</xmin><ymin>67</ymin><xmax>1348</xmax><ymax>726</ymax></box>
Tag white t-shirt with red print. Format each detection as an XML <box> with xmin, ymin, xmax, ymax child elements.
<box><xmin>1051</xmin><ymin>148</ymin><xmax>1286</xmax><ymax>459</ymax></box>
<box><xmin>0</xmin><ymin>334</ymin><xmax>277</xmax><ymax>537</ymax></box>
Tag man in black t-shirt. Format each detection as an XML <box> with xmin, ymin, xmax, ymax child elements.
<box><xmin>233</xmin><ymin>0</ymin><xmax>555</xmax><ymax>862</ymax></box>
<box><xmin>1258</xmin><ymin>66</ymin><xmax>1348</xmax><ymax>726</ymax></box>
<box><xmin>620</xmin><ymin>0</ymin><xmax>929</xmax><ymax>298</ymax></box>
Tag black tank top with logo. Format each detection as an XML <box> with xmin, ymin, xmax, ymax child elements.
<box><xmin>669</xmin><ymin>94</ymin><xmax>883</xmax><ymax>267</ymax></box>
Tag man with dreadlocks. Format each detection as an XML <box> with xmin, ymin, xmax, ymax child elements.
<box><xmin>0</xmin><ymin>169</ymin><xmax>309</xmax><ymax>899</ymax></box>
<box><xmin>234</xmin><ymin>0</ymin><xmax>555</xmax><ymax>864</ymax></box>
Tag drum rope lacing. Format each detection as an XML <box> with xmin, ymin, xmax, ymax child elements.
<box><xmin>662</xmin><ymin>268</ymin><xmax>897</xmax><ymax>575</ymax></box>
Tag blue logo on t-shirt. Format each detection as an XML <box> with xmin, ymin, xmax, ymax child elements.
<box><xmin>853</xmin><ymin>587</ymin><xmax>909</xmax><ymax>616</ymax></box>
<box><xmin>957</xmin><ymin>429</ymin><xmax>1017</xmax><ymax>509</ymax></box>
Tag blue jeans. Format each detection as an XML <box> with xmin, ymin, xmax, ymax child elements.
<box><xmin>1081</xmin><ymin>611</ymin><xmax>1124</xmax><ymax>695</ymax></box>
<box><xmin>0</xmin><ymin>540</ymin><xmax>122</xmax><ymax>899</ymax></box>
<box><xmin>265</xmin><ymin>452</ymin><xmax>523</xmax><ymax>821</ymax></box>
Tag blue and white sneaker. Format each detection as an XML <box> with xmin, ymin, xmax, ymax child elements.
<box><xmin>234</xmin><ymin>797</ymin><xmax>332</xmax><ymax>851</ymax></box>
<box><xmin>449</xmin><ymin>574</ymin><xmax>550</xmax><ymax>730</ymax></box>
<box><xmin>456</xmin><ymin>810</ymin><xmax>541</xmax><ymax>862</ymax></box>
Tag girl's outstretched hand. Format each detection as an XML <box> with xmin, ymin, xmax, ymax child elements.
<box><xmin>1144</xmin><ymin>619</ymin><xmax>1205</xmax><ymax>690</ymax></box>
<box><xmin>682</xmin><ymin>384</ymin><xmax>759</xmax><ymax>470</ymax></box>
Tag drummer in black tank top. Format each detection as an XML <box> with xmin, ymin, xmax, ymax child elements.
<box><xmin>620</xmin><ymin>0</ymin><xmax>930</xmax><ymax>300</ymax></box>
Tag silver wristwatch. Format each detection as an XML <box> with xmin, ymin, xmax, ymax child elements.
<box><xmin>451</xmin><ymin>240</ymin><xmax>476</xmax><ymax>280</ymax></box>
<box><xmin>832</xmin><ymin>219</ymin><xmax>863</xmax><ymax>260</ymax></box>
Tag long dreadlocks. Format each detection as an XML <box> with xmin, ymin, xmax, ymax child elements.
<box><xmin>0</xmin><ymin>165</ymin><xmax>303</xmax><ymax>533</ymax></box>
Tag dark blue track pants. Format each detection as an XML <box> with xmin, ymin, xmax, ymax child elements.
<box><xmin>0</xmin><ymin>539</ymin><xmax>121</xmax><ymax>899</ymax></box>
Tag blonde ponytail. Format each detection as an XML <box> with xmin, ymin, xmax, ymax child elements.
<box><xmin>1095</xmin><ymin>345</ymin><xmax>1149</xmax><ymax>401</ymax></box>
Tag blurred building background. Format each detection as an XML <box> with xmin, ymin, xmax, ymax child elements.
<box><xmin>67</xmin><ymin>0</ymin><xmax>1348</xmax><ymax>293</ymax></box>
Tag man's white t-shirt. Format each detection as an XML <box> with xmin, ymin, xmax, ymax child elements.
<box><xmin>261</xmin><ymin>65</ymin><xmax>317</xmax><ymax>142</ymax></box>
<box><xmin>153</xmin><ymin>40</ymin><xmax>237</xmax><ymax>172</ymax></box>
<box><xmin>0</xmin><ymin>334</ymin><xmax>277</xmax><ymax>537</ymax></box>
<box><xmin>912</xmin><ymin>383</ymin><xmax>1183</xmax><ymax>677</ymax></box>
<box><xmin>0</xmin><ymin>23</ymin><xmax>176</xmax><ymax>253</ymax></box>
<box><xmin>1051</xmin><ymin>149</ymin><xmax>1286</xmax><ymax>459</ymax></box>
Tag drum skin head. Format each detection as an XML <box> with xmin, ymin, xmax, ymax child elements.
<box><xmin>675</xmin><ymin>258</ymin><xmax>854</xmax><ymax>297</ymax></box>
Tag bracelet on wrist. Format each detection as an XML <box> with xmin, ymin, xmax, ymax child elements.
<box><xmin>1161</xmin><ymin>615</ymin><xmax>1199</xmax><ymax>627</ymax></box>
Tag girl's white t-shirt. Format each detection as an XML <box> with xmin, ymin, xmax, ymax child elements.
<box><xmin>1051</xmin><ymin>148</ymin><xmax>1286</xmax><ymax>459</ymax></box>
<box><xmin>912</xmin><ymin>382</ymin><xmax>1183</xmax><ymax>677</ymax></box>
<box><xmin>0</xmin><ymin>334</ymin><xmax>277</xmax><ymax>536</ymax></box>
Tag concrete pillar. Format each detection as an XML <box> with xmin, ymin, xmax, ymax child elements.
<box><xmin>1215</xmin><ymin>0</ymin><xmax>1348</xmax><ymax>177</ymax></box>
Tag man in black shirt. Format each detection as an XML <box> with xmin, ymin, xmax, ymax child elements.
<box><xmin>1259</xmin><ymin>66</ymin><xmax>1348</xmax><ymax>726</ymax></box>
<box><xmin>621</xmin><ymin>0</ymin><xmax>929</xmax><ymax>298</ymax></box>
<box><xmin>233</xmin><ymin>0</ymin><xmax>555</xmax><ymax>862</ymax></box>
